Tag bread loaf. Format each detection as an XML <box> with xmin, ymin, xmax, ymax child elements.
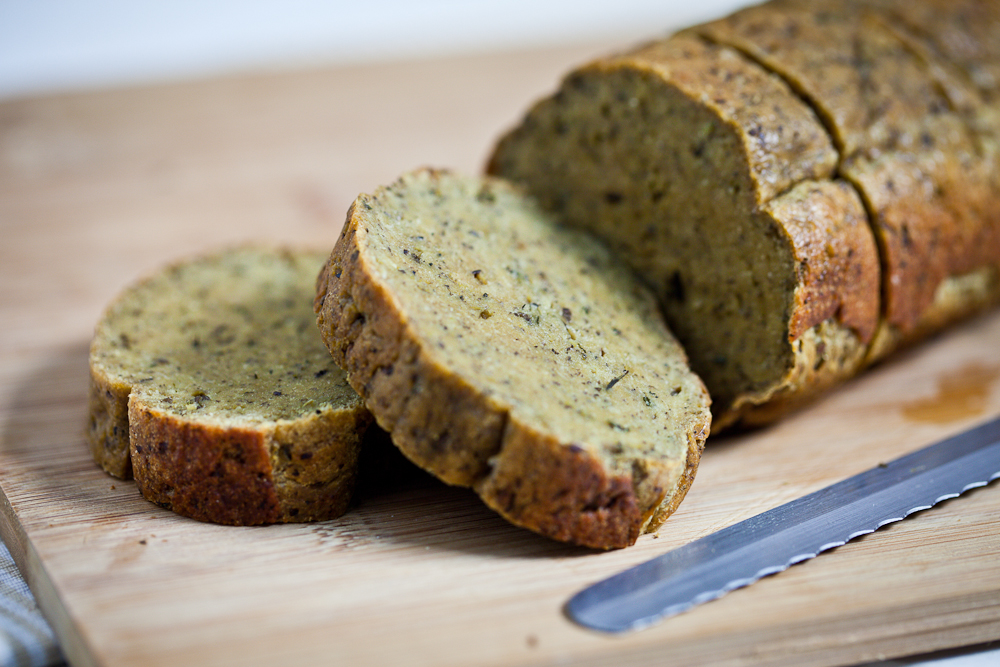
<box><xmin>489</xmin><ymin>0</ymin><xmax>1000</xmax><ymax>428</ymax></box>
<box><xmin>87</xmin><ymin>246</ymin><xmax>372</xmax><ymax>525</ymax></box>
<box><xmin>314</xmin><ymin>168</ymin><xmax>711</xmax><ymax>549</ymax></box>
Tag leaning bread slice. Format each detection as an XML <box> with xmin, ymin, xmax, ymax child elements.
<box><xmin>87</xmin><ymin>246</ymin><xmax>372</xmax><ymax>525</ymax></box>
<box><xmin>314</xmin><ymin>168</ymin><xmax>711</xmax><ymax>549</ymax></box>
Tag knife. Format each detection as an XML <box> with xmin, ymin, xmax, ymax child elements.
<box><xmin>566</xmin><ymin>415</ymin><xmax>1000</xmax><ymax>633</ymax></box>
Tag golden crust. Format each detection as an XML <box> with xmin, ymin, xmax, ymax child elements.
<box><xmin>779</xmin><ymin>180</ymin><xmax>879</xmax><ymax>345</ymax></box>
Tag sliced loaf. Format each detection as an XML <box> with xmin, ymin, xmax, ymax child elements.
<box><xmin>314</xmin><ymin>168</ymin><xmax>711</xmax><ymax>549</ymax></box>
<box><xmin>489</xmin><ymin>0</ymin><xmax>1000</xmax><ymax>427</ymax></box>
<box><xmin>87</xmin><ymin>246</ymin><xmax>371</xmax><ymax>525</ymax></box>
<box><xmin>693</xmin><ymin>0</ymin><xmax>1000</xmax><ymax>359</ymax></box>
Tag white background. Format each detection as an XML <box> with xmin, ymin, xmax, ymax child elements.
<box><xmin>1</xmin><ymin>0</ymin><xmax>752</xmax><ymax>100</ymax></box>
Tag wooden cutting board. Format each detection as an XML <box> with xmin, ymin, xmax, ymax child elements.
<box><xmin>2</xmin><ymin>43</ymin><xmax>999</xmax><ymax>667</ymax></box>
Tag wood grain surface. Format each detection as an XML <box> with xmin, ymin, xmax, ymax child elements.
<box><xmin>1</xmin><ymin>44</ymin><xmax>999</xmax><ymax>667</ymax></box>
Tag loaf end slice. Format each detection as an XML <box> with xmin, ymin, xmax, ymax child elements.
<box><xmin>87</xmin><ymin>246</ymin><xmax>372</xmax><ymax>524</ymax></box>
<box><xmin>315</xmin><ymin>169</ymin><xmax>711</xmax><ymax>549</ymax></box>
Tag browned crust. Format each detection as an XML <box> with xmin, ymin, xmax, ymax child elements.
<box><xmin>848</xmin><ymin>150</ymin><xmax>1000</xmax><ymax>342</ymax></box>
<box><xmin>780</xmin><ymin>180</ymin><xmax>879</xmax><ymax>344</ymax></box>
<box><xmin>127</xmin><ymin>399</ymin><xmax>370</xmax><ymax>525</ymax></box>
<box><xmin>128</xmin><ymin>399</ymin><xmax>283</xmax><ymax>525</ymax></box>
<box><xmin>474</xmin><ymin>423</ymin><xmax>642</xmax><ymax>549</ymax></box>
<box><xmin>269</xmin><ymin>409</ymin><xmax>371</xmax><ymax>522</ymax></box>
<box><xmin>612</xmin><ymin>35</ymin><xmax>839</xmax><ymax>202</ymax></box>
<box><xmin>866</xmin><ymin>0</ymin><xmax>1000</xmax><ymax>106</ymax></box>
<box><xmin>474</xmin><ymin>396</ymin><xmax>707</xmax><ymax>549</ymax></box>
<box><xmin>692</xmin><ymin>0</ymin><xmax>950</xmax><ymax>158</ymax></box>
<box><xmin>314</xmin><ymin>187</ymin><xmax>704</xmax><ymax>549</ymax></box>
<box><xmin>125</xmin><ymin>398</ymin><xmax>367</xmax><ymax>525</ymax></box>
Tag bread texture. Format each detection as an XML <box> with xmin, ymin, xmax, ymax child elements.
<box><xmin>489</xmin><ymin>0</ymin><xmax>1000</xmax><ymax>427</ymax></box>
<box><xmin>87</xmin><ymin>246</ymin><xmax>372</xmax><ymax>525</ymax></box>
<box><xmin>314</xmin><ymin>168</ymin><xmax>711</xmax><ymax>549</ymax></box>
<box><xmin>489</xmin><ymin>34</ymin><xmax>881</xmax><ymax>429</ymax></box>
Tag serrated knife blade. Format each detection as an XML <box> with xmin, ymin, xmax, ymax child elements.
<box><xmin>566</xmin><ymin>415</ymin><xmax>1000</xmax><ymax>634</ymax></box>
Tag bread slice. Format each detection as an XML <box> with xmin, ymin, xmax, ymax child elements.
<box><xmin>314</xmin><ymin>168</ymin><xmax>711</xmax><ymax>549</ymax></box>
<box><xmin>488</xmin><ymin>34</ymin><xmax>881</xmax><ymax>429</ymax></box>
<box><xmin>87</xmin><ymin>246</ymin><xmax>372</xmax><ymax>525</ymax></box>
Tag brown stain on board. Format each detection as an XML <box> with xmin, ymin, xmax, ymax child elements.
<box><xmin>901</xmin><ymin>362</ymin><xmax>1000</xmax><ymax>424</ymax></box>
